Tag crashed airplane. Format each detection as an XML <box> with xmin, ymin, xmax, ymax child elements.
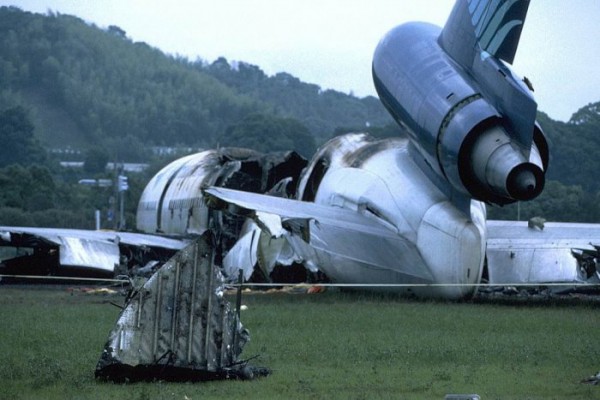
<box><xmin>1</xmin><ymin>0</ymin><xmax>599</xmax><ymax>298</ymax></box>
<box><xmin>198</xmin><ymin>0</ymin><xmax>549</xmax><ymax>298</ymax></box>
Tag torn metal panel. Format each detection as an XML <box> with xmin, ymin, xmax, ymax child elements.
<box><xmin>58</xmin><ymin>236</ymin><xmax>119</xmax><ymax>272</ymax></box>
<box><xmin>223</xmin><ymin>220</ymin><xmax>259</xmax><ymax>280</ymax></box>
<box><xmin>257</xmin><ymin>230</ymin><xmax>302</xmax><ymax>276</ymax></box>
<box><xmin>486</xmin><ymin>220</ymin><xmax>600</xmax><ymax>287</ymax></box>
<box><xmin>222</xmin><ymin>218</ymin><xmax>302</xmax><ymax>281</ymax></box>
<box><xmin>134</xmin><ymin>148</ymin><xmax>307</xmax><ymax>283</ymax></box>
<box><xmin>96</xmin><ymin>231</ymin><xmax>265</xmax><ymax>382</ymax></box>
<box><xmin>254</xmin><ymin>211</ymin><xmax>286</xmax><ymax>238</ymax></box>
<box><xmin>205</xmin><ymin>186</ymin><xmax>435</xmax><ymax>287</ymax></box>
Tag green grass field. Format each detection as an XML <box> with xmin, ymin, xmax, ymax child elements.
<box><xmin>0</xmin><ymin>286</ymin><xmax>598</xmax><ymax>400</ymax></box>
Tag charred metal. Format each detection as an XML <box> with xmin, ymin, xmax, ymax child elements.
<box><xmin>136</xmin><ymin>148</ymin><xmax>307</xmax><ymax>237</ymax></box>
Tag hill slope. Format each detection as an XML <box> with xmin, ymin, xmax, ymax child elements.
<box><xmin>0</xmin><ymin>6</ymin><xmax>392</xmax><ymax>155</ymax></box>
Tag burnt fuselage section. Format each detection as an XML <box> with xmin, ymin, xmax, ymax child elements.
<box><xmin>136</xmin><ymin>148</ymin><xmax>306</xmax><ymax>237</ymax></box>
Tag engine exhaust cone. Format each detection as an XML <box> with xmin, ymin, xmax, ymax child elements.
<box><xmin>507</xmin><ymin>164</ymin><xmax>544</xmax><ymax>201</ymax></box>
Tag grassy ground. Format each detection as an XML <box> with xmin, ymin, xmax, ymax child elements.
<box><xmin>0</xmin><ymin>286</ymin><xmax>598</xmax><ymax>400</ymax></box>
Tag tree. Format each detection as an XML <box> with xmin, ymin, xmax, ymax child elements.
<box><xmin>0</xmin><ymin>207</ymin><xmax>34</xmax><ymax>226</ymax></box>
<box><xmin>83</xmin><ymin>147</ymin><xmax>109</xmax><ymax>174</ymax></box>
<box><xmin>570</xmin><ymin>101</ymin><xmax>600</xmax><ymax>125</ymax></box>
<box><xmin>107</xmin><ymin>25</ymin><xmax>126</xmax><ymax>38</ymax></box>
<box><xmin>487</xmin><ymin>180</ymin><xmax>597</xmax><ymax>222</ymax></box>
<box><xmin>0</xmin><ymin>106</ymin><xmax>47</xmax><ymax>167</ymax></box>
<box><xmin>0</xmin><ymin>164</ymin><xmax>57</xmax><ymax>212</ymax></box>
<box><xmin>220</xmin><ymin>113</ymin><xmax>316</xmax><ymax>157</ymax></box>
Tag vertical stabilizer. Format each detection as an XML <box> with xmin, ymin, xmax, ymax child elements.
<box><xmin>440</xmin><ymin>0</ymin><xmax>531</xmax><ymax>66</ymax></box>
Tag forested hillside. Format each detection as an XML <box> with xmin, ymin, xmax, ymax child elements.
<box><xmin>0</xmin><ymin>6</ymin><xmax>391</xmax><ymax>159</ymax></box>
<box><xmin>0</xmin><ymin>5</ymin><xmax>599</xmax><ymax>227</ymax></box>
<box><xmin>203</xmin><ymin>58</ymin><xmax>391</xmax><ymax>141</ymax></box>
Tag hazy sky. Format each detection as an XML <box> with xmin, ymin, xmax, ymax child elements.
<box><xmin>3</xmin><ymin>0</ymin><xmax>599</xmax><ymax>121</ymax></box>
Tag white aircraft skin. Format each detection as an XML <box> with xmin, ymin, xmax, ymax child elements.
<box><xmin>294</xmin><ymin>134</ymin><xmax>487</xmax><ymax>299</ymax></box>
<box><xmin>200</xmin><ymin>135</ymin><xmax>487</xmax><ymax>299</ymax></box>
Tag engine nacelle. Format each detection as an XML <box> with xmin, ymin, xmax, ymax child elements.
<box><xmin>372</xmin><ymin>21</ymin><xmax>548</xmax><ymax>205</ymax></box>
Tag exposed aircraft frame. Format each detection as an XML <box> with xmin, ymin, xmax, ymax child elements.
<box><xmin>96</xmin><ymin>232</ymin><xmax>268</xmax><ymax>382</ymax></box>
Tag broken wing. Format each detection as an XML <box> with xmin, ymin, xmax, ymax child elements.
<box><xmin>205</xmin><ymin>187</ymin><xmax>434</xmax><ymax>284</ymax></box>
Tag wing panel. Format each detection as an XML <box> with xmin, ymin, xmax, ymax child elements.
<box><xmin>486</xmin><ymin>220</ymin><xmax>600</xmax><ymax>284</ymax></box>
<box><xmin>204</xmin><ymin>187</ymin><xmax>400</xmax><ymax>239</ymax></box>
<box><xmin>58</xmin><ymin>236</ymin><xmax>119</xmax><ymax>272</ymax></box>
<box><xmin>204</xmin><ymin>187</ymin><xmax>434</xmax><ymax>283</ymax></box>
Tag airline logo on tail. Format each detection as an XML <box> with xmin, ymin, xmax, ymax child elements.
<box><xmin>468</xmin><ymin>0</ymin><xmax>530</xmax><ymax>63</ymax></box>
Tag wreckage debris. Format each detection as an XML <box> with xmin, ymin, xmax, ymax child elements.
<box><xmin>581</xmin><ymin>371</ymin><xmax>600</xmax><ymax>385</ymax></box>
<box><xmin>95</xmin><ymin>231</ymin><xmax>269</xmax><ymax>382</ymax></box>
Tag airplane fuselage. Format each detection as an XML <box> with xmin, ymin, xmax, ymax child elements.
<box><xmin>295</xmin><ymin>133</ymin><xmax>486</xmax><ymax>299</ymax></box>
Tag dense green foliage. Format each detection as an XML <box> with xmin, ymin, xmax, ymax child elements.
<box><xmin>0</xmin><ymin>106</ymin><xmax>47</xmax><ymax>167</ymax></box>
<box><xmin>0</xmin><ymin>288</ymin><xmax>598</xmax><ymax>399</ymax></box>
<box><xmin>0</xmin><ymin>105</ymin><xmax>149</xmax><ymax>228</ymax></box>
<box><xmin>219</xmin><ymin>113</ymin><xmax>316</xmax><ymax>158</ymax></box>
<box><xmin>0</xmin><ymin>160</ymin><xmax>144</xmax><ymax>229</ymax></box>
<box><xmin>0</xmin><ymin>6</ymin><xmax>391</xmax><ymax>155</ymax></box>
<box><xmin>0</xmin><ymin>6</ymin><xmax>599</xmax><ymax>225</ymax></box>
<box><xmin>204</xmin><ymin>57</ymin><xmax>391</xmax><ymax>140</ymax></box>
<box><xmin>0</xmin><ymin>6</ymin><xmax>261</xmax><ymax>151</ymax></box>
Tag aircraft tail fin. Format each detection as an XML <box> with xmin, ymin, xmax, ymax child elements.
<box><xmin>440</xmin><ymin>0</ymin><xmax>531</xmax><ymax>66</ymax></box>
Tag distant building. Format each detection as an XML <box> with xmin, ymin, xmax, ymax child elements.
<box><xmin>60</xmin><ymin>161</ymin><xmax>149</xmax><ymax>173</ymax></box>
<box><xmin>106</xmin><ymin>162</ymin><xmax>149</xmax><ymax>173</ymax></box>
<box><xmin>151</xmin><ymin>146</ymin><xmax>203</xmax><ymax>157</ymax></box>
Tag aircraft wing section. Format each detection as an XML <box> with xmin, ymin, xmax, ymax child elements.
<box><xmin>205</xmin><ymin>187</ymin><xmax>434</xmax><ymax>283</ymax></box>
<box><xmin>486</xmin><ymin>220</ymin><xmax>600</xmax><ymax>288</ymax></box>
<box><xmin>204</xmin><ymin>187</ymin><xmax>400</xmax><ymax>239</ymax></box>
<box><xmin>0</xmin><ymin>226</ymin><xmax>189</xmax><ymax>276</ymax></box>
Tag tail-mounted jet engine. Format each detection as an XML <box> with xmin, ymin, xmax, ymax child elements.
<box><xmin>372</xmin><ymin>16</ymin><xmax>548</xmax><ymax>206</ymax></box>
